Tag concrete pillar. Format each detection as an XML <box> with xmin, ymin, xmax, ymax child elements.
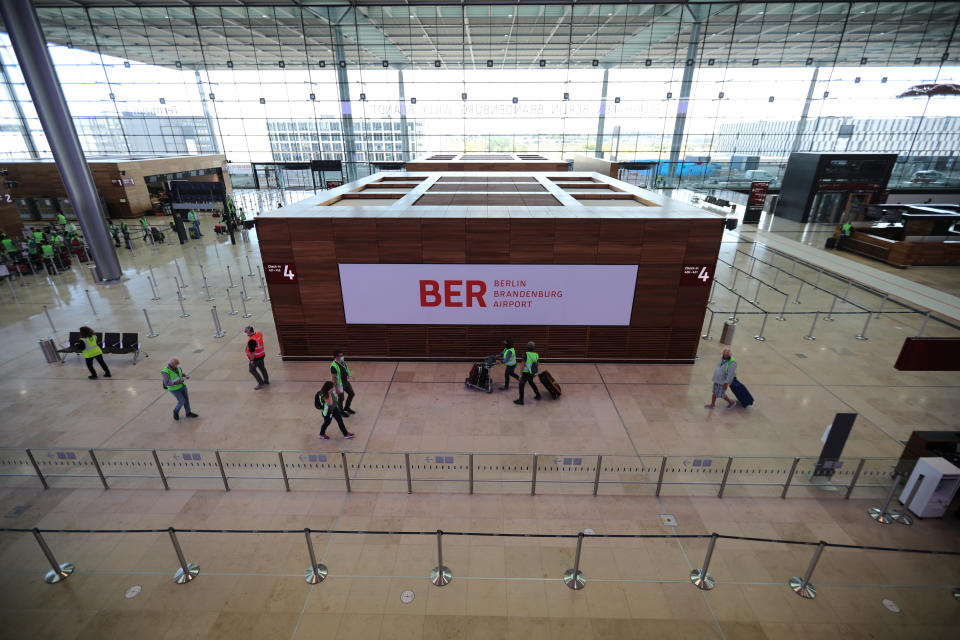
<box><xmin>666</xmin><ymin>17</ymin><xmax>703</xmax><ymax>186</ymax></box>
<box><xmin>0</xmin><ymin>0</ymin><xmax>121</xmax><ymax>280</ymax></box>
<box><xmin>397</xmin><ymin>69</ymin><xmax>410</xmax><ymax>162</ymax></box>
<box><xmin>331</xmin><ymin>13</ymin><xmax>359</xmax><ymax>183</ymax></box>
<box><xmin>594</xmin><ymin>69</ymin><xmax>609</xmax><ymax>158</ymax></box>
<box><xmin>791</xmin><ymin>67</ymin><xmax>820</xmax><ymax>153</ymax></box>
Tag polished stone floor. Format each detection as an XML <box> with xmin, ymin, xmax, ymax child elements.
<box><xmin>0</xmin><ymin>212</ymin><xmax>958</xmax><ymax>640</ymax></box>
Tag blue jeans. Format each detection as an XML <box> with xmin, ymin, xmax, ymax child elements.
<box><xmin>169</xmin><ymin>387</ymin><xmax>191</xmax><ymax>415</ymax></box>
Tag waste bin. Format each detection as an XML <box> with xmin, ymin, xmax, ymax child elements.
<box><xmin>720</xmin><ymin>321</ymin><xmax>736</xmax><ymax>345</ymax></box>
<box><xmin>39</xmin><ymin>337</ymin><xmax>61</xmax><ymax>363</ymax></box>
<box><xmin>725</xmin><ymin>218</ymin><xmax>738</xmax><ymax>231</ymax></box>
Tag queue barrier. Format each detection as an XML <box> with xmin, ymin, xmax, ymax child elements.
<box><xmin>6</xmin><ymin>525</ymin><xmax>959</xmax><ymax>602</ymax></box>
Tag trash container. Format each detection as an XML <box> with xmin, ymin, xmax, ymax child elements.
<box><xmin>720</xmin><ymin>321</ymin><xmax>736</xmax><ymax>345</ymax></box>
<box><xmin>725</xmin><ymin>218</ymin><xmax>738</xmax><ymax>231</ymax></box>
<box><xmin>39</xmin><ymin>337</ymin><xmax>61</xmax><ymax>363</ymax></box>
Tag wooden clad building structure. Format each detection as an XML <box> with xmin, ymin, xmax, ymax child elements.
<box><xmin>258</xmin><ymin>171</ymin><xmax>724</xmax><ymax>363</ymax></box>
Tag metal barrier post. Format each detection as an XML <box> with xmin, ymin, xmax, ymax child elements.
<box><xmin>776</xmin><ymin>293</ymin><xmax>789</xmax><ymax>321</ymax></box>
<box><xmin>772</xmin><ymin>268</ymin><xmax>780</xmax><ymax>288</ymax></box>
<box><xmin>656</xmin><ymin>456</ymin><xmax>667</xmax><ymax>497</ymax></box>
<box><xmin>246</xmin><ymin>254</ymin><xmax>254</xmax><ymax>276</ymax></box>
<box><xmin>303</xmin><ymin>528</ymin><xmax>328</xmax><ymax>584</ymax></box>
<box><xmin>729</xmin><ymin>296</ymin><xmax>741</xmax><ymax>324</ymax></box>
<box><xmin>842</xmin><ymin>280</ymin><xmax>851</xmax><ymax>302</ymax></box>
<box><xmin>26</xmin><ymin>448</ymin><xmax>48</xmax><ymax>489</ymax></box>
<box><xmin>43</xmin><ymin>305</ymin><xmax>56</xmax><ymax>333</ymax></box>
<box><xmin>33</xmin><ymin>528</ymin><xmax>74</xmax><ymax>584</ymax></box>
<box><xmin>240</xmin><ymin>294</ymin><xmax>252</xmax><ymax>319</ymax></box>
<box><xmin>781</xmin><ymin>457</ymin><xmax>800</xmax><ymax>498</ymax></box>
<box><xmin>226</xmin><ymin>265</ymin><xmax>237</xmax><ymax>288</ymax></box>
<box><xmin>175</xmin><ymin>258</ymin><xmax>188</xmax><ymax>288</ymax></box>
<box><xmin>531</xmin><ymin>454</ymin><xmax>538</xmax><ymax>495</ymax></box>
<box><xmin>877</xmin><ymin>293</ymin><xmax>888</xmax><ymax>316</ymax></box>
<box><xmin>789</xmin><ymin>541</ymin><xmax>826</xmax><ymax>599</ymax></box>
<box><xmin>793</xmin><ymin>281</ymin><xmax>803</xmax><ymax>305</ymax></box>
<box><xmin>6</xmin><ymin>276</ymin><xmax>17</xmax><ymax>302</ymax></box>
<box><xmin>468</xmin><ymin>453</ymin><xmax>474</xmax><ymax>495</ymax></box>
<box><xmin>708</xmin><ymin>280</ymin><xmax>715</xmax><ymax>304</ymax></box>
<box><xmin>824</xmin><ymin>296</ymin><xmax>838</xmax><ymax>322</ymax></box>
<box><xmin>152</xmin><ymin>449</ymin><xmax>169</xmax><ymax>490</ymax></box>
<box><xmin>868</xmin><ymin>473</ymin><xmax>901</xmax><ymax>524</ymax></box>
<box><xmin>225</xmin><ymin>289</ymin><xmax>238</xmax><ymax>316</ymax></box>
<box><xmin>814</xmin><ymin>269</ymin><xmax>822</xmax><ymax>288</ymax></box>
<box><xmin>201</xmin><ymin>273</ymin><xmax>214</xmax><ymax>302</ymax></box>
<box><xmin>844</xmin><ymin>458</ymin><xmax>866</xmax><ymax>499</ymax></box>
<box><xmin>803</xmin><ymin>312</ymin><xmax>820</xmax><ymax>341</ymax></box>
<box><xmin>177</xmin><ymin>290</ymin><xmax>190</xmax><ymax>318</ymax></box>
<box><xmin>260</xmin><ymin>276</ymin><xmax>269</xmax><ymax>302</ymax></box>
<box><xmin>731</xmin><ymin>268</ymin><xmax>739</xmax><ymax>292</ymax></box>
<box><xmin>717</xmin><ymin>457</ymin><xmax>733</xmax><ymax>498</ymax></box>
<box><xmin>143</xmin><ymin>308</ymin><xmax>159</xmax><ymax>338</ymax></box>
<box><xmin>84</xmin><ymin>289</ymin><xmax>97</xmax><ymax>315</ymax></box>
<box><xmin>88</xmin><ymin>449</ymin><xmax>108</xmax><ymax>490</ymax></box>
<box><xmin>431</xmin><ymin>530</ymin><xmax>451</xmax><ymax>586</ymax></box>
<box><xmin>748</xmin><ymin>256</ymin><xmax>757</xmax><ymax>279</ymax></box>
<box><xmin>917</xmin><ymin>312</ymin><xmax>931</xmax><ymax>337</ymax></box>
<box><xmin>592</xmin><ymin>455</ymin><xmax>603</xmax><ymax>496</ymax></box>
<box><xmin>278</xmin><ymin>452</ymin><xmax>290</xmax><ymax>492</ymax></box>
<box><xmin>341</xmin><ymin>452</ymin><xmax>351</xmax><ymax>492</ymax></box>
<box><xmin>405</xmin><ymin>453</ymin><xmax>413</xmax><ymax>494</ymax></box>
<box><xmin>240</xmin><ymin>276</ymin><xmax>250</xmax><ymax>301</ymax></box>
<box><xmin>890</xmin><ymin>474</ymin><xmax>924</xmax><ymax>526</ymax></box>
<box><xmin>257</xmin><ymin>265</ymin><xmax>264</xmax><ymax>287</ymax></box>
<box><xmin>214</xmin><ymin>450</ymin><xmax>230</xmax><ymax>491</ymax></box>
<box><xmin>211</xmin><ymin>306</ymin><xmax>226</xmax><ymax>339</ymax></box>
<box><xmin>752</xmin><ymin>279</ymin><xmax>762</xmax><ymax>304</ymax></box>
<box><xmin>702</xmin><ymin>310</ymin><xmax>715</xmax><ymax>340</ymax></box>
<box><xmin>149</xmin><ymin>264</ymin><xmax>157</xmax><ymax>286</ymax></box>
<box><xmin>855</xmin><ymin>312</ymin><xmax>873</xmax><ymax>340</ymax></box>
<box><xmin>690</xmin><ymin>532</ymin><xmax>718</xmax><ymax>590</ymax></box>
<box><xmin>168</xmin><ymin>527</ymin><xmax>199</xmax><ymax>584</ymax></box>
<box><xmin>754</xmin><ymin>313</ymin><xmax>769</xmax><ymax>342</ymax></box>
<box><xmin>148</xmin><ymin>275</ymin><xmax>160</xmax><ymax>301</ymax></box>
<box><xmin>563</xmin><ymin>532</ymin><xmax>586</xmax><ymax>590</ymax></box>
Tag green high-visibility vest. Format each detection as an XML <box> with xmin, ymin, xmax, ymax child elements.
<box><xmin>502</xmin><ymin>347</ymin><xmax>516</xmax><ymax>366</ymax></box>
<box><xmin>724</xmin><ymin>357</ymin><xmax>736</xmax><ymax>377</ymax></box>
<box><xmin>57</xmin><ymin>214</ymin><xmax>66</xmax><ymax>225</ymax></box>
<box><xmin>162</xmin><ymin>366</ymin><xmax>186</xmax><ymax>391</ymax></box>
<box><xmin>1</xmin><ymin>238</ymin><xmax>13</xmax><ymax>251</ymax></box>
<box><xmin>81</xmin><ymin>335</ymin><xmax>102</xmax><ymax>358</ymax></box>
<box><xmin>140</xmin><ymin>218</ymin><xmax>148</xmax><ymax>227</ymax></box>
<box><xmin>331</xmin><ymin>359</ymin><xmax>351</xmax><ymax>386</ymax></box>
<box><xmin>523</xmin><ymin>351</ymin><xmax>539</xmax><ymax>374</ymax></box>
<box><xmin>41</xmin><ymin>244</ymin><xmax>54</xmax><ymax>258</ymax></box>
<box><xmin>841</xmin><ymin>223</ymin><xmax>853</xmax><ymax>236</ymax></box>
<box><xmin>33</xmin><ymin>231</ymin><xmax>43</xmax><ymax>242</ymax></box>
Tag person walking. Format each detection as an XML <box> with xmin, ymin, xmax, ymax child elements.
<box><xmin>499</xmin><ymin>338</ymin><xmax>520</xmax><ymax>390</ymax></box>
<box><xmin>706</xmin><ymin>348</ymin><xmax>737</xmax><ymax>409</ymax></box>
<box><xmin>244</xmin><ymin>326</ymin><xmax>270</xmax><ymax>390</ymax></box>
<box><xmin>331</xmin><ymin>349</ymin><xmax>356</xmax><ymax>415</ymax></box>
<box><xmin>315</xmin><ymin>381</ymin><xmax>354</xmax><ymax>440</ymax></box>
<box><xmin>514</xmin><ymin>341</ymin><xmax>542</xmax><ymax>405</ymax></box>
<box><xmin>79</xmin><ymin>326</ymin><xmax>111</xmax><ymax>379</ymax></box>
<box><xmin>161</xmin><ymin>358</ymin><xmax>198</xmax><ymax>421</ymax></box>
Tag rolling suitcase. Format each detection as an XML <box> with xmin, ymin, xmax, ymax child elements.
<box><xmin>729</xmin><ymin>378</ymin><xmax>753</xmax><ymax>408</ymax></box>
<box><xmin>189</xmin><ymin>226</ymin><xmax>201</xmax><ymax>239</ymax></box>
<box><xmin>465</xmin><ymin>362</ymin><xmax>492</xmax><ymax>393</ymax></box>
<box><xmin>538</xmin><ymin>371</ymin><xmax>561</xmax><ymax>399</ymax></box>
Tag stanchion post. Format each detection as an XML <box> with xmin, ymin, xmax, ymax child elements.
<box><xmin>752</xmin><ymin>279</ymin><xmax>762</xmax><ymax>304</ymax></box>
<box><xmin>168</xmin><ymin>527</ymin><xmax>199</xmax><ymax>584</ymax></box>
<box><xmin>824</xmin><ymin>296</ymin><xmax>838</xmax><ymax>322</ymax></box>
<box><xmin>246</xmin><ymin>254</ymin><xmax>254</xmax><ymax>276</ymax></box>
<box><xmin>777</xmin><ymin>293</ymin><xmax>789</xmax><ymax>321</ymax></box>
<box><xmin>405</xmin><ymin>452</ymin><xmax>413</xmax><ymax>494</ymax></box>
<box><xmin>152</xmin><ymin>449</ymin><xmax>169</xmax><ymax>490</ymax></box>
<box><xmin>793</xmin><ymin>281</ymin><xmax>803</xmax><ymax>305</ymax></box>
<box><xmin>303</xmin><ymin>528</ymin><xmax>328</xmax><ymax>584</ymax></box>
<box><xmin>917</xmin><ymin>311</ymin><xmax>931</xmax><ymax>337</ymax></box>
<box><xmin>177</xmin><ymin>290</ymin><xmax>190</xmax><ymax>318</ymax></box>
<box><xmin>261</xmin><ymin>276</ymin><xmax>269</xmax><ymax>302</ymax></box>
<box><xmin>803</xmin><ymin>312</ymin><xmax>820</xmax><ymax>341</ymax></box>
<box><xmin>6</xmin><ymin>276</ymin><xmax>17</xmax><ymax>302</ymax></box>
<box><xmin>781</xmin><ymin>457</ymin><xmax>800</xmax><ymax>498</ymax></box>
<box><xmin>256</xmin><ymin>265</ymin><xmax>264</xmax><ymax>288</ymax></box>
<box><xmin>754</xmin><ymin>313</ymin><xmax>769</xmax><ymax>342</ymax></box>
<box><xmin>789</xmin><ymin>541</ymin><xmax>826</xmax><ymax>599</ymax></box>
<box><xmin>731</xmin><ymin>268</ymin><xmax>739</xmax><ymax>292</ymax></box>
<box><xmin>88</xmin><ymin>449</ymin><xmax>108</xmax><ymax>490</ymax></box>
<box><xmin>226</xmin><ymin>265</ymin><xmax>237</xmax><ymax>288</ymax></box>
<box><xmin>749</xmin><ymin>256</ymin><xmax>757</xmax><ymax>279</ymax></box>
<box><xmin>855</xmin><ymin>312</ymin><xmax>873</xmax><ymax>340</ymax></box>
<box><xmin>729</xmin><ymin>296</ymin><xmax>741</xmax><ymax>324</ymax></box>
<box><xmin>531</xmin><ymin>454</ymin><xmax>538</xmax><ymax>496</ymax></box>
<box><xmin>868</xmin><ymin>472</ymin><xmax>901</xmax><ymax>524</ymax></box>
<box><xmin>214</xmin><ymin>450</ymin><xmax>230</xmax><ymax>491</ymax></box>
<box><xmin>240</xmin><ymin>275</ymin><xmax>250</xmax><ymax>301</ymax></box>
<box><xmin>43</xmin><ymin>305</ymin><xmax>56</xmax><ymax>333</ymax></box>
<box><xmin>202</xmin><ymin>277</ymin><xmax>214</xmax><ymax>302</ymax></box>
<box><xmin>707</xmin><ymin>280</ymin><xmax>715</xmax><ymax>304</ymax></box>
<box><xmin>563</xmin><ymin>532</ymin><xmax>586</xmax><ymax>590</ymax></box>
<box><xmin>656</xmin><ymin>455</ymin><xmax>667</xmax><ymax>497</ymax></box>
<box><xmin>175</xmin><ymin>259</ymin><xmax>188</xmax><ymax>288</ymax></box>
<box><xmin>844</xmin><ymin>458</ymin><xmax>866</xmax><ymax>500</ymax></box>
<box><xmin>278</xmin><ymin>451</ymin><xmax>290</xmax><ymax>492</ymax></box>
<box><xmin>690</xmin><ymin>533</ymin><xmax>718</xmax><ymax>590</ymax></box>
<box><xmin>717</xmin><ymin>457</ymin><xmax>733</xmax><ymax>498</ymax></box>
<box><xmin>815</xmin><ymin>269</ymin><xmax>822</xmax><ymax>288</ymax></box>
<box><xmin>26</xmin><ymin>448</ymin><xmax>48</xmax><ymax>489</ymax></box>
<box><xmin>225</xmin><ymin>289</ymin><xmax>238</xmax><ymax>316</ymax></box>
<box><xmin>149</xmin><ymin>275</ymin><xmax>160</xmax><ymax>301</ymax></box>
<box><xmin>702</xmin><ymin>310</ymin><xmax>715</xmax><ymax>340</ymax></box>
<box><xmin>33</xmin><ymin>528</ymin><xmax>74</xmax><ymax>584</ymax></box>
<box><xmin>592</xmin><ymin>454</ymin><xmax>603</xmax><ymax>496</ymax></box>
<box><xmin>431</xmin><ymin>530</ymin><xmax>452</xmax><ymax>586</ymax></box>
<box><xmin>341</xmin><ymin>452</ymin><xmax>351</xmax><ymax>492</ymax></box>
<box><xmin>240</xmin><ymin>294</ymin><xmax>252</xmax><ymax>319</ymax></box>
<box><xmin>842</xmin><ymin>280</ymin><xmax>851</xmax><ymax>302</ymax></box>
<box><xmin>84</xmin><ymin>289</ymin><xmax>97</xmax><ymax>315</ymax></box>
<box><xmin>877</xmin><ymin>293</ymin><xmax>888</xmax><ymax>316</ymax></box>
<box><xmin>890</xmin><ymin>474</ymin><xmax>924</xmax><ymax>525</ymax></box>
<box><xmin>468</xmin><ymin>453</ymin><xmax>474</xmax><ymax>494</ymax></box>
<box><xmin>772</xmin><ymin>268</ymin><xmax>780</xmax><ymax>288</ymax></box>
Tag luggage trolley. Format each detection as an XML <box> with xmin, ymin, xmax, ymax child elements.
<box><xmin>465</xmin><ymin>354</ymin><xmax>499</xmax><ymax>393</ymax></box>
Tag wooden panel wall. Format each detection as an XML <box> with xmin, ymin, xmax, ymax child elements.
<box><xmin>262</xmin><ymin>216</ymin><xmax>724</xmax><ymax>362</ymax></box>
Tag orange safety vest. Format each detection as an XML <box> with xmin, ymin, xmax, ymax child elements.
<box><xmin>245</xmin><ymin>332</ymin><xmax>265</xmax><ymax>359</ymax></box>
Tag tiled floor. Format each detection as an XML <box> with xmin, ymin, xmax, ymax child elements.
<box><xmin>0</xmin><ymin>213</ymin><xmax>958</xmax><ymax>639</ymax></box>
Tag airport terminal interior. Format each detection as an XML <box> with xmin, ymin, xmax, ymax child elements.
<box><xmin>1</xmin><ymin>1</ymin><xmax>959</xmax><ymax>639</ymax></box>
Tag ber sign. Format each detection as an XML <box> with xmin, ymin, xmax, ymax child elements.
<box><xmin>338</xmin><ymin>264</ymin><xmax>638</xmax><ymax>325</ymax></box>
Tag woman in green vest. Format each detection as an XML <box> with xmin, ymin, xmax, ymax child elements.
<box><xmin>79</xmin><ymin>326</ymin><xmax>111</xmax><ymax>379</ymax></box>
<box><xmin>314</xmin><ymin>381</ymin><xmax>353</xmax><ymax>440</ymax></box>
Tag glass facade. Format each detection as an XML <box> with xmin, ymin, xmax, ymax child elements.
<box><xmin>1</xmin><ymin>2</ymin><xmax>958</xmax><ymax>187</ymax></box>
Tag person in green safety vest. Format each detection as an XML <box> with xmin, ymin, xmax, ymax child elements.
<box><xmin>139</xmin><ymin>217</ymin><xmax>149</xmax><ymax>233</ymax></box>
<box><xmin>32</xmin><ymin>229</ymin><xmax>44</xmax><ymax>243</ymax></box>
<box><xmin>330</xmin><ymin>349</ymin><xmax>357</xmax><ymax>415</ymax></box>
<box><xmin>66</xmin><ymin>222</ymin><xmax>76</xmax><ymax>234</ymax></box>
<box><xmin>838</xmin><ymin>222</ymin><xmax>854</xmax><ymax>250</ymax></box>
<box><xmin>41</xmin><ymin>243</ymin><xmax>55</xmax><ymax>259</ymax></box>
<box><xmin>188</xmin><ymin>210</ymin><xmax>202</xmax><ymax>237</ymax></box>
<box><xmin>79</xmin><ymin>326</ymin><xmax>111</xmax><ymax>379</ymax></box>
<box><xmin>498</xmin><ymin>338</ymin><xmax>520</xmax><ymax>390</ymax></box>
<box><xmin>314</xmin><ymin>381</ymin><xmax>353</xmax><ymax>440</ymax></box>
<box><xmin>514</xmin><ymin>341</ymin><xmax>542</xmax><ymax>405</ymax></box>
<box><xmin>238</xmin><ymin>209</ymin><xmax>246</xmax><ymax>222</ymax></box>
<box><xmin>1</xmin><ymin>236</ymin><xmax>14</xmax><ymax>253</ymax></box>
<box><xmin>56</xmin><ymin>213</ymin><xmax>66</xmax><ymax>226</ymax></box>
<box><xmin>161</xmin><ymin>358</ymin><xmax>198</xmax><ymax>421</ymax></box>
<box><xmin>706</xmin><ymin>349</ymin><xmax>737</xmax><ymax>409</ymax></box>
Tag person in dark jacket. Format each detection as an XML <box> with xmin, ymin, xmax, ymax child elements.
<box><xmin>315</xmin><ymin>381</ymin><xmax>353</xmax><ymax>440</ymax></box>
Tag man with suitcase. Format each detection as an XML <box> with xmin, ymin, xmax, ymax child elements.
<box><xmin>514</xmin><ymin>341</ymin><xmax>542</xmax><ymax>405</ymax></box>
<box><xmin>706</xmin><ymin>348</ymin><xmax>737</xmax><ymax>409</ymax></box>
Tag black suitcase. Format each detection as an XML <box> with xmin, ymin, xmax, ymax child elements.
<box><xmin>729</xmin><ymin>378</ymin><xmax>754</xmax><ymax>408</ymax></box>
<box><xmin>825</xmin><ymin>237</ymin><xmax>837</xmax><ymax>249</ymax></box>
<box><xmin>465</xmin><ymin>363</ymin><xmax>492</xmax><ymax>393</ymax></box>
<box><xmin>538</xmin><ymin>371</ymin><xmax>561</xmax><ymax>399</ymax></box>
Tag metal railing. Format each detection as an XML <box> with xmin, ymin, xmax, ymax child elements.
<box><xmin>0</xmin><ymin>446</ymin><xmax>900</xmax><ymax>500</ymax></box>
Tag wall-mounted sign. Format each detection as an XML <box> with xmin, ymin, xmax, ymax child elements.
<box><xmin>265</xmin><ymin>262</ymin><xmax>297</xmax><ymax>284</ymax></box>
<box><xmin>744</xmin><ymin>181</ymin><xmax>770</xmax><ymax>224</ymax></box>
<box><xmin>338</xmin><ymin>264</ymin><xmax>638</xmax><ymax>325</ymax></box>
<box><xmin>1</xmin><ymin>193</ymin><xmax>12</xmax><ymax>204</ymax></box>
<box><xmin>680</xmin><ymin>265</ymin><xmax>713</xmax><ymax>286</ymax></box>
<box><xmin>110</xmin><ymin>178</ymin><xmax>135</xmax><ymax>187</ymax></box>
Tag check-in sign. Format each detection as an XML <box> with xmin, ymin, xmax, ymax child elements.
<box><xmin>338</xmin><ymin>264</ymin><xmax>638</xmax><ymax>325</ymax></box>
<box><xmin>265</xmin><ymin>262</ymin><xmax>297</xmax><ymax>284</ymax></box>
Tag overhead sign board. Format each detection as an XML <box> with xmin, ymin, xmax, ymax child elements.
<box><xmin>265</xmin><ymin>262</ymin><xmax>297</xmax><ymax>284</ymax></box>
<box><xmin>338</xmin><ymin>264</ymin><xmax>638</xmax><ymax>325</ymax></box>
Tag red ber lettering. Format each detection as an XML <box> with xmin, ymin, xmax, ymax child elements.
<box><xmin>466</xmin><ymin>280</ymin><xmax>486</xmax><ymax>307</ymax></box>
<box><xmin>420</xmin><ymin>280</ymin><xmax>440</xmax><ymax>307</ymax></box>
<box><xmin>444</xmin><ymin>280</ymin><xmax>463</xmax><ymax>307</ymax></box>
<box><xmin>421</xmin><ymin>279</ymin><xmax>489</xmax><ymax>307</ymax></box>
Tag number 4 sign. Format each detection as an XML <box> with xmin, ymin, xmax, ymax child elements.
<box><xmin>265</xmin><ymin>262</ymin><xmax>298</xmax><ymax>284</ymax></box>
<box><xmin>680</xmin><ymin>265</ymin><xmax>713</xmax><ymax>286</ymax></box>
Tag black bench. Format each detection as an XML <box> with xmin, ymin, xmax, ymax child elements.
<box><xmin>58</xmin><ymin>331</ymin><xmax>147</xmax><ymax>364</ymax></box>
